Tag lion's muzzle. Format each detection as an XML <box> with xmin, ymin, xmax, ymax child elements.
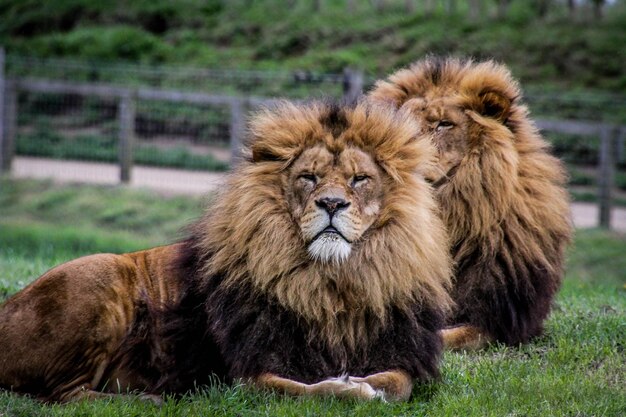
<box><xmin>306</xmin><ymin>196</ymin><xmax>355</xmax><ymax>264</ymax></box>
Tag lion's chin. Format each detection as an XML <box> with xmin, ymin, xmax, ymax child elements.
<box><xmin>307</xmin><ymin>233</ymin><xmax>352</xmax><ymax>264</ymax></box>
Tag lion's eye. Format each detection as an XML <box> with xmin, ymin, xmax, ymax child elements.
<box><xmin>351</xmin><ymin>175</ymin><xmax>370</xmax><ymax>187</ymax></box>
<box><xmin>298</xmin><ymin>173</ymin><xmax>317</xmax><ymax>184</ymax></box>
<box><xmin>435</xmin><ymin>120</ymin><xmax>455</xmax><ymax>131</ymax></box>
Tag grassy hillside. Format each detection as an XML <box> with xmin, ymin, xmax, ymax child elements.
<box><xmin>0</xmin><ymin>179</ymin><xmax>624</xmax><ymax>416</ymax></box>
<box><xmin>1</xmin><ymin>0</ymin><xmax>625</xmax><ymax>92</ymax></box>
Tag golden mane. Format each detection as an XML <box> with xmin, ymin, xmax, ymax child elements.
<box><xmin>190</xmin><ymin>100</ymin><xmax>453</xmax><ymax>348</ymax></box>
<box><xmin>369</xmin><ymin>57</ymin><xmax>573</xmax><ymax>347</ymax></box>
<box><xmin>0</xmin><ymin>99</ymin><xmax>453</xmax><ymax>402</ymax></box>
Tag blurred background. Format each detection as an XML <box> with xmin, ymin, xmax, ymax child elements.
<box><xmin>0</xmin><ymin>0</ymin><xmax>625</xmax><ymax>229</ymax></box>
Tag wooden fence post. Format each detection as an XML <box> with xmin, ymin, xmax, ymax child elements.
<box><xmin>342</xmin><ymin>68</ymin><xmax>363</xmax><ymax>103</ymax></box>
<box><xmin>598</xmin><ymin>127</ymin><xmax>616</xmax><ymax>229</ymax></box>
<box><xmin>0</xmin><ymin>46</ymin><xmax>6</xmax><ymax>173</ymax></box>
<box><xmin>118</xmin><ymin>91</ymin><xmax>135</xmax><ymax>183</ymax></box>
<box><xmin>617</xmin><ymin>127</ymin><xmax>625</xmax><ymax>165</ymax></box>
<box><xmin>1</xmin><ymin>80</ymin><xmax>17</xmax><ymax>173</ymax></box>
<box><xmin>230</xmin><ymin>98</ymin><xmax>246</xmax><ymax>166</ymax></box>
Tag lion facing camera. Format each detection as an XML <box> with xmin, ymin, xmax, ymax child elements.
<box><xmin>0</xmin><ymin>100</ymin><xmax>452</xmax><ymax>403</ymax></box>
<box><xmin>369</xmin><ymin>57</ymin><xmax>572</xmax><ymax>350</ymax></box>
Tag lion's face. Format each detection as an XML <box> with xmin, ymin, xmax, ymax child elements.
<box><xmin>286</xmin><ymin>145</ymin><xmax>384</xmax><ymax>264</ymax></box>
<box><xmin>399</xmin><ymin>94</ymin><xmax>471</xmax><ymax>185</ymax></box>
<box><xmin>368</xmin><ymin>58</ymin><xmax>519</xmax><ymax>188</ymax></box>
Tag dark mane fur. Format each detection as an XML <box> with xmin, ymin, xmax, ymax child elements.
<box><xmin>450</xmin><ymin>237</ymin><xmax>562</xmax><ymax>345</ymax></box>
<box><xmin>137</xmin><ymin>235</ymin><xmax>446</xmax><ymax>393</ymax></box>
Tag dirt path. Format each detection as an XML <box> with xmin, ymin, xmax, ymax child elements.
<box><xmin>12</xmin><ymin>156</ymin><xmax>226</xmax><ymax>195</ymax></box>
<box><xmin>10</xmin><ymin>156</ymin><xmax>626</xmax><ymax>232</ymax></box>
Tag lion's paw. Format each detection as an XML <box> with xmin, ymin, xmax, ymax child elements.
<box><xmin>310</xmin><ymin>376</ymin><xmax>383</xmax><ymax>400</ymax></box>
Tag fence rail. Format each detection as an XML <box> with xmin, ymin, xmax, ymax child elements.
<box><xmin>1</xmin><ymin>69</ymin><xmax>363</xmax><ymax>167</ymax></box>
<box><xmin>3</xmin><ymin>77</ymin><xmax>258</xmax><ymax>172</ymax></box>
<box><xmin>535</xmin><ymin>120</ymin><xmax>623</xmax><ymax>229</ymax></box>
<box><xmin>0</xmin><ymin>50</ymin><xmax>623</xmax><ymax>230</ymax></box>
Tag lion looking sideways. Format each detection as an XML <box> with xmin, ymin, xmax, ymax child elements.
<box><xmin>369</xmin><ymin>57</ymin><xmax>572</xmax><ymax>350</ymax></box>
<box><xmin>0</xmin><ymin>100</ymin><xmax>453</xmax><ymax>403</ymax></box>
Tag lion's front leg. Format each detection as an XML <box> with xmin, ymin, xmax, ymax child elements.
<box><xmin>57</xmin><ymin>385</ymin><xmax>163</xmax><ymax>405</ymax></box>
<box><xmin>439</xmin><ymin>324</ymin><xmax>493</xmax><ymax>350</ymax></box>
<box><xmin>254</xmin><ymin>373</ymin><xmax>383</xmax><ymax>400</ymax></box>
<box><xmin>348</xmin><ymin>370</ymin><xmax>413</xmax><ymax>401</ymax></box>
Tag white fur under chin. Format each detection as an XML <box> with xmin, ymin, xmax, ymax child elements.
<box><xmin>308</xmin><ymin>234</ymin><xmax>352</xmax><ymax>264</ymax></box>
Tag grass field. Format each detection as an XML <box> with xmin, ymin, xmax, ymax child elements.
<box><xmin>0</xmin><ymin>179</ymin><xmax>625</xmax><ymax>417</ymax></box>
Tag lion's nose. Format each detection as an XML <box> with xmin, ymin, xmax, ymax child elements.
<box><xmin>316</xmin><ymin>197</ymin><xmax>350</xmax><ymax>216</ymax></box>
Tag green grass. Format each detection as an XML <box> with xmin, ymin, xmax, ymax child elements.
<box><xmin>0</xmin><ymin>178</ymin><xmax>206</xmax><ymax>244</ymax></box>
<box><xmin>0</xmin><ymin>179</ymin><xmax>625</xmax><ymax>416</ymax></box>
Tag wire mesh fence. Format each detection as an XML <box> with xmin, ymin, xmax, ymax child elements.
<box><xmin>3</xmin><ymin>53</ymin><xmax>367</xmax><ymax>180</ymax></box>
<box><xmin>6</xmin><ymin>54</ymin><xmax>348</xmax><ymax>98</ymax></box>
<box><xmin>1</xmin><ymin>52</ymin><xmax>626</xmax><ymax>226</ymax></box>
<box><xmin>536</xmin><ymin>120</ymin><xmax>625</xmax><ymax>227</ymax></box>
<box><xmin>15</xmin><ymin>91</ymin><xmax>232</xmax><ymax>172</ymax></box>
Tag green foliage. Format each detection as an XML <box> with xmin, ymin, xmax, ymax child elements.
<box><xmin>618</xmin><ymin>172</ymin><xmax>626</xmax><ymax>191</ymax></box>
<box><xmin>12</xmin><ymin>26</ymin><xmax>173</xmax><ymax>63</ymax></box>
<box><xmin>0</xmin><ymin>0</ymin><xmax>106</xmax><ymax>37</ymax></box>
<box><xmin>15</xmin><ymin>130</ymin><xmax>229</xmax><ymax>171</ymax></box>
<box><xmin>527</xmin><ymin>90</ymin><xmax>626</xmax><ymax>125</ymax></box>
<box><xmin>134</xmin><ymin>146</ymin><xmax>228</xmax><ymax>171</ymax></box>
<box><xmin>547</xmin><ymin>133</ymin><xmax>600</xmax><ymax>165</ymax></box>
<box><xmin>1</xmin><ymin>0</ymin><xmax>625</xmax><ymax>93</ymax></box>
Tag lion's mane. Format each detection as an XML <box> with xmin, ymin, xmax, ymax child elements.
<box><xmin>370</xmin><ymin>57</ymin><xmax>573</xmax><ymax>345</ymax></box>
<box><xmin>154</xmin><ymin>100</ymin><xmax>453</xmax><ymax>390</ymax></box>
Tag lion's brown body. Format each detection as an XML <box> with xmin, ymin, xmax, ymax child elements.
<box><xmin>0</xmin><ymin>100</ymin><xmax>452</xmax><ymax>402</ymax></box>
<box><xmin>370</xmin><ymin>57</ymin><xmax>572</xmax><ymax>348</ymax></box>
<box><xmin>0</xmin><ymin>246</ymin><xmax>183</xmax><ymax>401</ymax></box>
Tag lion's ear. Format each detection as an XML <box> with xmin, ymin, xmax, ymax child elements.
<box><xmin>478</xmin><ymin>90</ymin><xmax>511</xmax><ymax>122</ymax></box>
<box><xmin>251</xmin><ymin>144</ymin><xmax>281</xmax><ymax>163</ymax></box>
<box><xmin>251</xmin><ymin>141</ymin><xmax>296</xmax><ymax>164</ymax></box>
